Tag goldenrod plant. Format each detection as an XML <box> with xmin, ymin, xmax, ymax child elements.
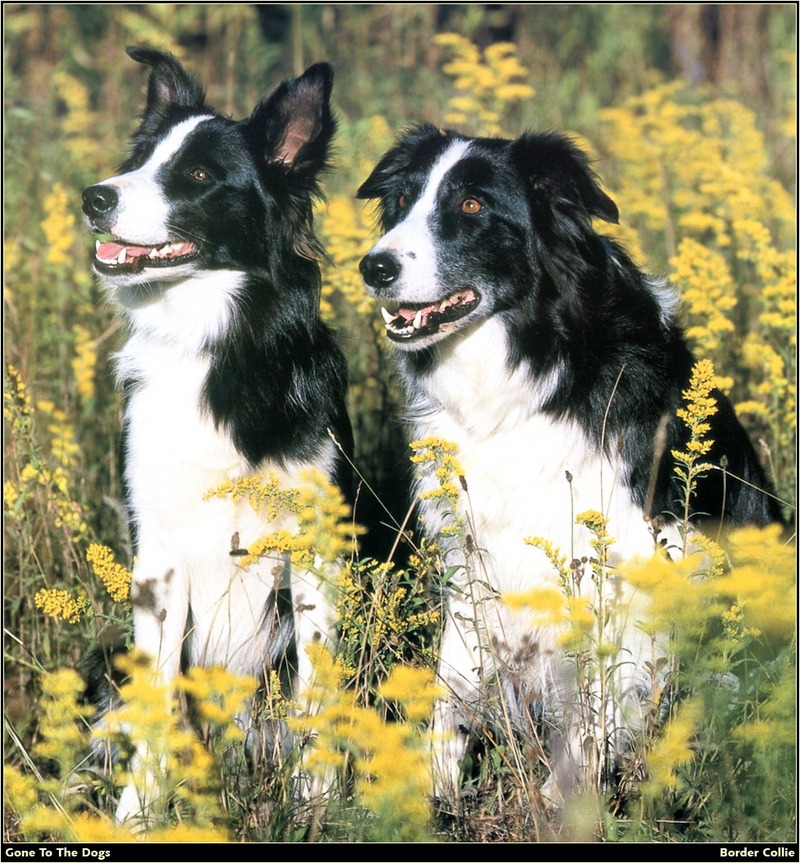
<box><xmin>671</xmin><ymin>358</ymin><xmax>720</xmax><ymax>550</ymax></box>
<box><xmin>598</xmin><ymin>82</ymin><xmax>796</xmax><ymax>502</ymax></box>
<box><xmin>292</xmin><ymin>645</ymin><xmax>441</xmax><ymax>842</ymax></box>
<box><xmin>435</xmin><ymin>33</ymin><xmax>536</xmax><ymax>135</ymax></box>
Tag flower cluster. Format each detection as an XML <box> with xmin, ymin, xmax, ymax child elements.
<box><xmin>52</xmin><ymin>70</ymin><xmax>99</xmax><ymax>164</ymax></box>
<box><xmin>642</xmin><ymin>698</ymin><xmax>701</xmax><ymax>798</ymax></box>
<box><xmin>598</xmin><ymin>80</ymin><xmax>795</xmax><ymax>501</ymax></box>
<box><xmin>294</xmin><ymin>644</ymin><xmax>438</xmax><ymax>841</ymax></box>
<box><xmin>25</xmin><ymin>544</ymin><xmax>129</xmax><ymax>630</ymax></box>
<box><xmin>316</xmin><ymin>185</ymin><xmax>402</xmax><ymax>469</ymax></box>
<box><xmin>71</xmin><ymin>324</ymin><xmax>98</xmax><ymax>404</ymax></box>
<box><xmin>318</xmin><ymin>195</ymin><xmax>378</xmax><ymax>319</ymax></box>
<box><xmin>4</xmin><ymin>380</ymin><xmax>90</xmax><ymax>545</ymax></box>
<box><xmin>337</xmin><ymin>559</ymin><xmax>440</xmax><ymax>679</ymax></box>
<box><xmin>40</xmin><ymin>182</ymin><xmax>78</xmax><ymax>268</ymax></box>
<box><xmin>669</xmin><ymin>239</ymin><xmax>736</xmax><ymax>390</ymax></box>
<box><xmin>4</xmin><ymin>656</ymin><xmax>259</xmax><ymax>841</ymax></box>
<box><xmin>523</xmin><ymin>536</ymin><xmax>571</xmax><ymax>590</ymax></box>
<box><xmin>3</xmin><ymin>364</ymin><xmax>32</xmax><ymax>432</ymax></box>
<box><xmin>206</xmin><ymin>468</ymin><xmax>361</xmax><ymax>567</ymax></box>
<box><xmin>33</xmin><ymin>588</ymin><xmax>88</xmax><ymax>624</ymax></box>
<box><xmin>622</xmin><ymin>520</ymin><xmax>794</xmax><ymax>828</ymax></box>
<box><xmin>600</xmin><ymin>85</ymin><xmax>793</xmax><ymax>258</ymax></box>
<box><xmin>4</xmin><ymin>669</ymin><xmax>134</xmax><ymax>842</ymax></box>
<box><xmin>409</xmin><ymin>436</ymin><xmax>466</xmax><ymax>522</ymax></box>
<box><xmin>672</xmin><ymin>358</ymin><xmax>718</xmax><ymax>540</ymax></box>
<box><xmin>86</xmin><ymin>543</ymin><xmax>131</xmax><ymax>603</ymax></box>
<box><xmin>732</xmin><ymin>218</ymin><xmax>796</xmax><ymax>486</ymax></box>
<box><xmin>435</xmin><ymin>33</ymin><xmax>535</xmax><ymax>135</ymax></box>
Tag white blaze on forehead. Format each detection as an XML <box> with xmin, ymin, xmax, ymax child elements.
<box><xmin>98</xmin><ymin>115</ymin><xmax>214</xmax><ymax>244</ymax></box>
<box><xmin>404</xmin><ymin>138</ymin><xmax>473</xmax><ymax>230</ymax></box>
<box><xmin>371</xmin><ymin>139</ymin><xmax>472</xmax><ymax>301</ymax></box>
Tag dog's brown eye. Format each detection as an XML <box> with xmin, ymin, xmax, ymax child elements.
<box><xmin>190</xmin><ymin>167</ymin><xmax>210</xmax><ymax>183</ymax></box>
<box><xmin>398</xmin><ymin>194</ymin><xmax>408</xmax><ymax>209</ymax></box>
<box><xmin>461</xmin><ymin>198</ymin><xmax>482</xmax><ymax>215</ymax></box>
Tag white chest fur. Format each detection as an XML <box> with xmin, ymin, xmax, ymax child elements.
<box><xmin>407</xmin><ymin>319</ymin><xmax>665</xmax><ymax>799</ymax></box>
<box><xmin>408</xmin><ymin>319</ymin><xmax>657</xmax><ymax>595</ymax></box>
<box><xmin>116</xmin><ymin>328</ymin><xmax>336</xmax><ymax>677</ymax></box>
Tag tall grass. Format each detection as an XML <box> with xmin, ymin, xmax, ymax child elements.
<box><xmin>4</xmin><ymin>18</ymin><xmax>795</xmax><ymax>845</ymax></box>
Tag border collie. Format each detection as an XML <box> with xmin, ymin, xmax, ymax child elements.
<box><xmin>82</xmin><ymin>47</ymin><xmax>349</xmax><ymax>823</ymax></box>
<box><xmin>357</xmin><ymin>124</ymin><xmax>783</xmax><ymax>802</ymax></box>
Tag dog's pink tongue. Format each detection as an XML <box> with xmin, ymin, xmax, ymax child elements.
<box><xmin>397</xmin><ymin>302</ymin><xmax>437</xmax><ymax>322</ymax></box>
<box><xmin>97</xmin><ymin>241</ymin><xmax>152</xmax><ymax>260</ymax></box>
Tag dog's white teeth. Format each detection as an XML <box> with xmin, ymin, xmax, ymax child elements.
<box><xmin>95</xmin><ymin>240</ymin><xmax>102</xmax><ymax>252</ymax></box>
<box><xmin>116</xmin><ymin>249</ymin><xmax>127</xmax><ymax>264</ymax></box>
<box><xmin>439</xmin><ymin>298</ymin><xmax>450</xmax><ymax>312</ymax></box>
<box><xmin>381</xmin><ymin>306</ymin><xmax>395</xmax><ymax>325</ymax></box>
<box><xmin>148</xmin><ymin>247</ymin><xmax>159</xmax><ymax>259</ymax></box>
<box><xmin>413</xmin><ymin>309</ymin><xmax>423</xmax><ymax>329</ymax></box>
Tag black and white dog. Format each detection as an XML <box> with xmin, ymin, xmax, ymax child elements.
<box><xmin>82</xmin><ymin>48</ymin><xmax>350</xmax><ymax>822</ymax></box>
<box><xmin>357</xmin><ymin>124</ymin><xmax>782</xmax><ymax>801</ymax></box>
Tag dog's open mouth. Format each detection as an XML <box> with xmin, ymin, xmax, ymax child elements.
<box><xmin>380</xmin><ymin>289</ymin><xmax>481</xmax><ymax>341</ymax></box>
<box><xmin>94</xmin><ymin>238</ymin><xmax>199</xmax><ymax>274</ymax></box>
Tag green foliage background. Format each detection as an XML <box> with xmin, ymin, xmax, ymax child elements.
<box><xmin>3</xmin><ymin>3</ymin><xmax>796</xmax><ymax>845</ymax></box>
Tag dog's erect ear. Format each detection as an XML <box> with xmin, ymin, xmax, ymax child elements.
<box><xmin>512</xmin><ymin>132</ymin><xmax>619</xmax><ymax>224</ymax></box>
<box><xmin>127</xmin><ymin>45</ymin><xmax>206</xmax><ymax>132</ymax></box>
<box><xmin>249</xmin><ymin>63</ymin><xmax>335</xmax><ymax>175</ymax></box>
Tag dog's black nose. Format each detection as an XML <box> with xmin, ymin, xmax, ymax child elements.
<box><xmin>359</xmin><ymin>251</ymin><xmax>401</xmax><ymax>290</ymax></box>
<box><xmin>82</xmin><ymin>185</ymin><xmax>119</xmax><ymax>219</ymax></box>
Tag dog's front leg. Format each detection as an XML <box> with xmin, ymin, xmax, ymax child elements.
<box><xmin>115</xmin><ymin>556</ymin><xmax>189</xmax><ymax>829</ymax></box>
<box><xmin>431</xmin><ymin>596</ymin><xmax>487</xmax><ymax>802</ymax></box>
<box><xmin>290</xmin><ymin>562</ymin><xmax>337</xmax><ymax>801</ymax></box>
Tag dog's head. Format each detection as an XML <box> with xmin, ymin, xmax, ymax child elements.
<box><xmin>357</xmin><ymin>124</ymin><xmax>618</xmax><ymax>350</ymax></box>
<box><xmin>82</xmin><ymin>47</ymin><xmax>335</xmax><ymax>294</ymax></box>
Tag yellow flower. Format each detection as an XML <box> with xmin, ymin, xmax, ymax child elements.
<box><xmin>4</xmin><ymin>364</ymin><xmax>32</xmax><ymax>432</ymax></box>
<box><xmin>33</xmin><ymin>588</ymin><xmax>88</xmax><ymax>624</ymax></box>
<box><xmin>40</xmin><ymin>183</ymin><xmax>77</xmax><ymax>267</ymax></box>
<box><xmin>523</xmin><ymin>536</ymin><xmax>570</xmax><ymax>585</ymax></box>
<box><xmin>71</xmin><ymin>324</ymin><xmax>97</xmax><ymax>402</ymax></box>
<box><xmin>68</xmin><ymin>813</ymin><xmax>133</xmax><ymax>843</ymax></box>
<box><xmin>670</xmin><ymin>238</ymin><xmax>736</xmax><ymax>369</ymax></box>
<box><xmin>206</xmin><ymin>468</ymin><xmax>361</xmax><ymax>567</ymax></box>
<box><xmin>504</xmin><ymin>586</ymin><xmax>565</xmax><ymax>629</ymax></box>
<box><xmin>3</xmin><ymin>766</ymin><xmax>38</xmax><ymax>814</ymax></box>
<box><xmin>436</xmin><ymin>34</ymin><xmax>534</xmax><ymax>136</ymax></box>
<box><xmin>294</xmin><ymin>646</ymin><xmax>435</xmax><ymax>841</ymax></box>
<box><xmin>33</xmin><ymin>669</ymin><xmax>94</xmax><ymax>769</ymax></box>
<box><xmin>147</xmin><ymin>824</ymin><xmax>231</xmax><ymax>843</ymax></box>
<box><xmin>715</xmin><ymin>524</ymin><xmax>795</xmax><ymax>639</ymax></box>
<box><xmin>671</xmin><ymin>360</ymin><xmax>719</xmax><ymax>537</ymax></box>
<box><xmin>377</xmin><ymin>664</ymin><xmax>442</xmax><ymax>723</ymax></box>
<box><xmin>643</xmin><ymin>698</ymin><xmax>701</xmax><ymax>796</ymax></box>
<box><xmin>178</xmin><ymin>665</ymin><xmax>257</xmax><ymax>744</ymax></box>
<box><xmin>86</xmin><ymin>543</ymin><xmax>132</xmax><ymax>603</ymax></box>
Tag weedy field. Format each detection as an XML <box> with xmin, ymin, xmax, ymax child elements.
<box><xmin>4</xmin><ymin>6</ymin><xmax>796</xmax><ymax>845</ymax></box>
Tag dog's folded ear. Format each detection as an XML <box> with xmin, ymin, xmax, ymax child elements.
<box><xmin>512</xmin><ymin>132</ymin><xmax>619</xmax><ymax>225</ymax></box>
<box><xmin>248</xmin><ymin>63</ymin><xmax>336</xmax><ymax>176</ymax></box>
<box><xmin>356</xmin><ymin>123</ymin><xmax>444</xmax><ymax>201</ymax></box>
<box><xmin>126</xmin><ymin>46</ymin><xmax>207</xmax><ymax>133</ymax></box>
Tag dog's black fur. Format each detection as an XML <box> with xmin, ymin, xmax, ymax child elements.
<box><xmin>358</xmin><ymin>124</ymin><xmax>783</xmax><ymax>530</ymax></box>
